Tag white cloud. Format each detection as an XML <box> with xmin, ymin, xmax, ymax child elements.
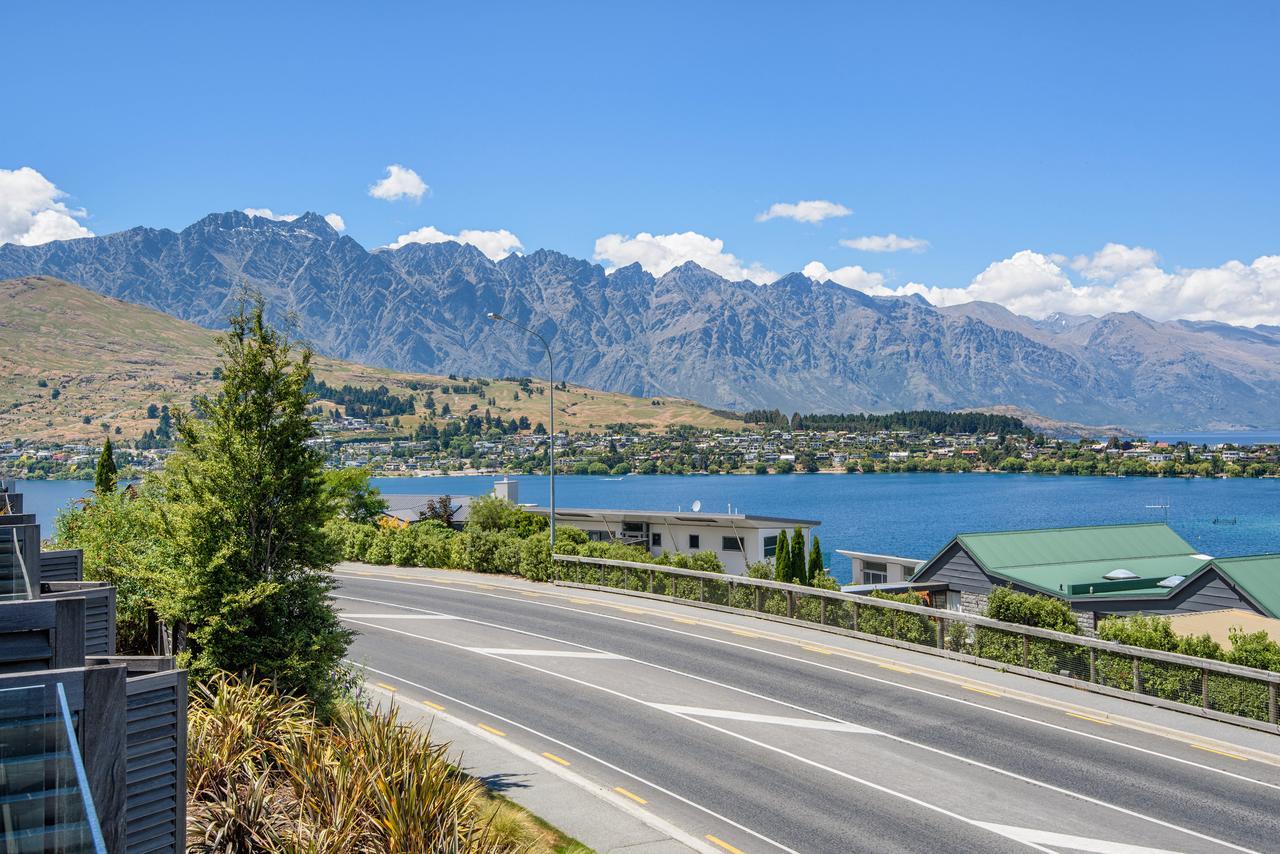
<box><xmin>814</xmin><ymin>243</ymin><xmax>1280</xmax><ymax>327</ymax></box>
<box><xmin>369</xmin><ymin>164</ymin><xmax>427</xmax><ymax>201</ymax></box>
<box><xmin>1070</xmin><ymin>242</ymin><xmax>1159</xmax><ymax>280</ymax></box>
<box><xmin>385</xmin><ymin>225</ymin><xmax>523</xmax><ymax>260</ymax></box>
<box><xmin>0</xmin><ymin>167</ymin><xmax>93</xmax><ymax>246</ymax></box>
<box><xmin>840</xmin><ymin>233</ymin><xmax>930</xmax><ymax>253</ymax></box>
<box><xmin>593</xmin><ymin>231</ymin><xmax>779</xmax><ymax>283</ymax></box>
<box><xmin>801</xmin><ymin>261</ymin><xmax>887</xmax><ymax>292</ymax></box>
<box><xmin>755</xmin><ymin>200</ymin><xmax>852</xmax><ymax>224</ymax></box>
<box><xmin>243</xmin><ymin>208</ymin><xmax>346</xmax><ymax>232</ymax></box>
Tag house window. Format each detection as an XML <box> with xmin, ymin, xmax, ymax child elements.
<box><xmin>862</xmin><ymin>569</ymin><xmax>888</xmax><ymax>585</ymax></box>
<box><xmin>651</xmin><ymin>532</ymin><xmax>662</xmax><ymax>548</ymax></box>
<box><xmin>763</xmin><ymin>535</ymin><xmax>778</xmax><ymax>558</ymax></box>
<box><xmin>689</xmin><ymin>534</ymin><xmax>700</xmax><ymax>549</ymax></box>
<box><xmin>622</xmin><ymin>521</ymin><xmax>646</xmax><ymax>535</ymax></box>
<box><xmin>722</xmin><ymin>536</ymin><xmax>744</xmax><ymax>552</ymax></box>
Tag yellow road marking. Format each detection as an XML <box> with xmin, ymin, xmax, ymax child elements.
<box><xmin>521</xmin><ymin>591</ymin><xmax>541</xmax><ymax>598</ymax></box>
<box><xmin>1066</xmin><ymin>712</ymin><xmax>1112</xmax><ymax>726</ymax></box>
<box><xmin>375</xmin><ymin>682</ymin><xmax>398</xmax><ymax>693</ymax></box>
<box><xmin>878</xmin><ymin>663</ymin><xmax>912</xmax><ymax>674</ymax></box>
<box><xmin>672</xmin><ymin>617</ymin><xmax>699</xmax><ymax>625</ymax></box>
<box><xmin>477</xmin><ymin>723</ymin><xmax>507</xmax><ymax>737</ymax></box>
<box><xmin>472</xmin><ymin>583</ymin><xmax>498</xmax><ymax>590</ymax></box>
<box><xmin>617</xmin><ymin>606</ymin><xmax>646</xmax><ymax>614</ymax></box>
<box><xmin>1191</xmin><ymin>743</ymin><xmax>1247</xmax><ymax>761</ymax></box>
<box><xmin>731</xmin><ymin>630</ymin><xmax>761</xmax><ymax>638</ymax></box>
<box><xmin>706</xmin><ymin>834</ymin><xmax>747</xmax><ymax>854</ymax></box>
<box><xmin>421</xmin><ymin>699</ymin><xmax>445</xmax><ymax>711</ymax></box>
<box><xmin>962</xmin><ymin>685</ymin><xmax>1001</xmax><ymax>697</ymax></box>
<box><xmin>569</xmin><ymin>598</ymin><xmax>595</xmax><ymax>605</ymax></box>
<box><xmin>394</xmin><ymin>574</ymin><xmax>414</xmax><ymax>579</ymax></box>
<box><xmin>614</xmin><ymin>786</ymin><xmax>647</xmax><ymax>804</ymax></box>
<box><xmin>541</xmin><ymin>752</ymin><xmax>571</xmax><ymax>766</ymax></box>
<box><xmin>802</xmin><ymin>645</ymin><xmax>833</xmax><ymax>655</ymax></box>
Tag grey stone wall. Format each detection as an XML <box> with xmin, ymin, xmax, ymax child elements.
<box><xmin>959</xmin><ymin>591</ymin><xmax>989</xmax><ymax>615</ymax></box>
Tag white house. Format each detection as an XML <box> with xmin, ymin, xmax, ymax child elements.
<box><xmin>836</xmin><ymin>549</ymin><xmax>923</xmax><ymax>587</ymax></box>
<box><xmin>527</xmin><ymin>505</ymin><xmax>820</xmax><ymax>575</ymax></box>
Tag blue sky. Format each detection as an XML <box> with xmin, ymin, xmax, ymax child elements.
<box><xmin>4</xmin><ymin>2</ymin><xmax>1279</xmax><ymax>324</ymax></box>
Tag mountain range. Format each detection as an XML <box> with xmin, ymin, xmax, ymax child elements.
<box><xmin>1</xmin><ymin>210</ymin><xmax>1277</xmax><ymax>431</ymax></box>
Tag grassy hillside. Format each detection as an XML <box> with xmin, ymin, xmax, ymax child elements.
<box><xmin>0</xmin><ymin>276</ymin><xmax>741</xmax><ymax>442</ymax></box>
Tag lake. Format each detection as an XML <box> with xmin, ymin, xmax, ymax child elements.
<box><xmin>18</xmin><ymin>473</ymin><xmax>1279</xmax><ymax>585</ymax></box>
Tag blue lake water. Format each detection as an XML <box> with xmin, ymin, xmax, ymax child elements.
<box><xmin>18</xmin><ymin>473</ymin><xmax>1278</xmax><ymax>584</ymax></box>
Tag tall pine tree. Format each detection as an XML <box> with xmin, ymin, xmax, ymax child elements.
<box><xmin>94</xmin><ymin>438</ymin><xmax>118</xmax><ymax>495</ymax></box>
<box><xmin>773</xmin><ymin>529</ymin><xmax>791</xmax><ymax>583</ymax></box>
<box><xmin>807</xmin><ymin>534</ymin><xmax>825</xmax><ymax>586</ymax></box>
<box><xmin>791</xmin><ymin>526</ymin><xmax>807</xmax><ymax>584</ymax></box>
<box><xmin>160</xmin><ymin>300</ymin><xmax>351</xmax><ymax>706</ymax></box>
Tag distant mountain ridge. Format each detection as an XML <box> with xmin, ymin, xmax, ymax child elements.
<box><xmin>2</xmin><ymin>210</ymin><xmax>1278</xmax><ymax>430</ymax></box>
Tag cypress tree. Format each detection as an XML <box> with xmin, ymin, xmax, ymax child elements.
<box><xmin>773</xmin><ymin>529</ymin><xmax>791</xmax><ymax>582</ymax></box>
<box><xmin>790</xmin><ymin>526</ymin><xmax>807</xmax><ymax>584</ymax></box>
<box><xmin>94</xmin><ymin>438</ymin><xmax>118</xmax><ymax>495</ymax></box>
<box><xmin>807</xmin><ymin>534</ymin><xmax>825</xmax><ymax>586</ymax></box>
<box><xmin>161</xmin><ymin>300</ymin><xmax>351</xmax><ymax>707</ymax></box>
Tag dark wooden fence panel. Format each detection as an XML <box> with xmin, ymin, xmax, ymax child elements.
<box><xmin>0</xmin><ymin>597</ymin><xmax>85</xmax><ymax>673</ymax></box>
<box><xmin>123</xmin><ymin>669</ymin><xmax>188</xmax><ymax>854</ymax></box>
<box><xmin>42</xmin><ymin>583</ymin><xmax>116</xmax><ymax>655</ymax></box>
<box><xmin>39</xmin><ymin>549</ymin><xmax>84</xmax><ymax>583</ymax></box>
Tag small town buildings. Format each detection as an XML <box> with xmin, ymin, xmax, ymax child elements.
<box><xmin>910</xmin><ymin>523</ymin><xmax>1280</xmax><ymax>631</ymax></box>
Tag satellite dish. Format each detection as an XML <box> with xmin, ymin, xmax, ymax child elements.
<box><xmin>691</xmin><ymin>499</ymin><xmax>702</xmax><ymax>512</ymax></box>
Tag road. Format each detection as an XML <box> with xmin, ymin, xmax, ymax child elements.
<box><xmin>335</xmin><ymin>564</ymin><xmax>1280</xmax><ymax>854</ymax></box>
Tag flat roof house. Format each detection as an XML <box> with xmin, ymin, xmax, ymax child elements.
<box><xmin>911</xmin><ymin>523</ymin><xmax>1280</xmax><ymax>631</ymax></box>
<box><xmin>526</xmin><ymin>506</ymin><xmax>820</xmax><ymax>576</ymax></box>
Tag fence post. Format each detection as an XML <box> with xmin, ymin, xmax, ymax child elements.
<box><xmin>699</xmin><ymin>578</ymin><xmax>705</xmax><ymax>602</ymax></box>
<box><xmin>599</xmin><ymin>563</ymin><xmax>606</xmax><ymax>587</ymax></box>
<box><xmin>819</xmin><ymin>597</ymin><xmax>827</xmax><ymax>625</ymax></box>
<box><xmin>622</xmin><ymin>566</ymin><xmax>629</xmax><ymax>590</ymax></box>
<box><xmin>755</xmin><ymin>586</ymin><xmax>764</xmax><ymax>613</ymax></box>
<box><xmin>1201</xmin><ymin>668</ymin><xmax>1209</xmax><ymax>709</ymax></box>
<box><xmin>936</xmin><ymin>618</ymin><xmax>945</xmax><ymax>650</ymax></box>
<box><xmin>1021</xmin><ymin>634</ymin><xmax>1029</xmax><ymax>668</ymax></box>
<box><xmin>1131</xmin><ymin>657</ymin><xmax>1142</xmax><ymax>693</ymax></box>
<box><xmin>1088</xmin><ymin>647</ymin><xmax>1097</xmax><ymax>683</ymax></box>
<box><xmin>786</xmin><ymin>590</ymin><xmax>795</xmax><ymax>619</ymax></box>
<box><xmin>851</xmin><ymin>601</ymin><xmax>859</xmax><ymax>633</ymax></box>
<box><xmin>1270</xmin><ymin>683</ymin><xmax>1278</xmax><ymax>725</ymax></box>
<box><xmin>648</xmin><ymin>569</ymin><xmax>654</xmax><ymax>593</ymax></box>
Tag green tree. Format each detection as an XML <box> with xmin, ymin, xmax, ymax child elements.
<box><xmin>160</xmin><ymin>301</ymin><xmax>351</xmax><ymax>707</ymax></box>
<box><xmin>322</xmin><ymin>467</ymin><xmax>387</xmax><ymax>524</ymax></box>
<box><xmin>773</xmin><ymin>529</ymin><xmax>791</xmax><ymax>583</ymax></box>
<box><xmin>807</xmin><ymin>534</ymin><xmax>825</xmax><ymax>586</ymax></box>
<box><xmin>790</xmin><ymin>526</ymin><xmax>806</xmax><ymax>584</ymax></box>
<box><xmin>94</xmin><ymin>438</ymin><xmax>118</xmax><ymax>495</ymax></box>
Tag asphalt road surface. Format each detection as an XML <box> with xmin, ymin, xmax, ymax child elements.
<box><xmin>336</xmin><ymin>564</ymin><xmax>1280</xmax><ymax>854</ymax></box>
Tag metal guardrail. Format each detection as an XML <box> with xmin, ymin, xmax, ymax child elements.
<box><xmin>553</xmin><ymin>553</ymin><xmax>1280</xmax><ymax>732</ymax></box>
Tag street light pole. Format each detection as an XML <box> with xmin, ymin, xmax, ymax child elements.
<box><xmin>486</xmin><ymin>312</ymin><xmax>555</xmax><ymax>548</ymax></box>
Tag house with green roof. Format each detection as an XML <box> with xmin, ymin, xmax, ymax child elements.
<box><xmin>910</xmin><ymin>523</ymin><xmax>1280</xmax><ymax>630</ymax></box>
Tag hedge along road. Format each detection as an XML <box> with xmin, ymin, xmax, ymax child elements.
<box><xmin>335</xmin><ymin>564</ymin><xmax>1280</xmax><ymax>854</ymax></box>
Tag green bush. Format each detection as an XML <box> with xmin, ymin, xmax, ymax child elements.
<box><xmin>465</xmin><ymin>496</ymin><xmax>547</xmax><ymax>537</ymax></box>
<box><xmin>984</xmin><ymin>587</ymin><xmax>1079</xmax><ymax>633</ymax></box>
<box><xmin>1092</xmin><ymin>615</ymin><xmax>1280</xmax><ymax>718</ymax></box>
<box><xmin>858</xmin><ymin>592</ymin><xmax>933</xmax><ymax>644</ymax></box>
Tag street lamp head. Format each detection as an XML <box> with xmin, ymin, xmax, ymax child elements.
<box><xmin>486</xmin><ymin>312</ymin><xmax>503</xmax><ymax>321</ymax></box>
